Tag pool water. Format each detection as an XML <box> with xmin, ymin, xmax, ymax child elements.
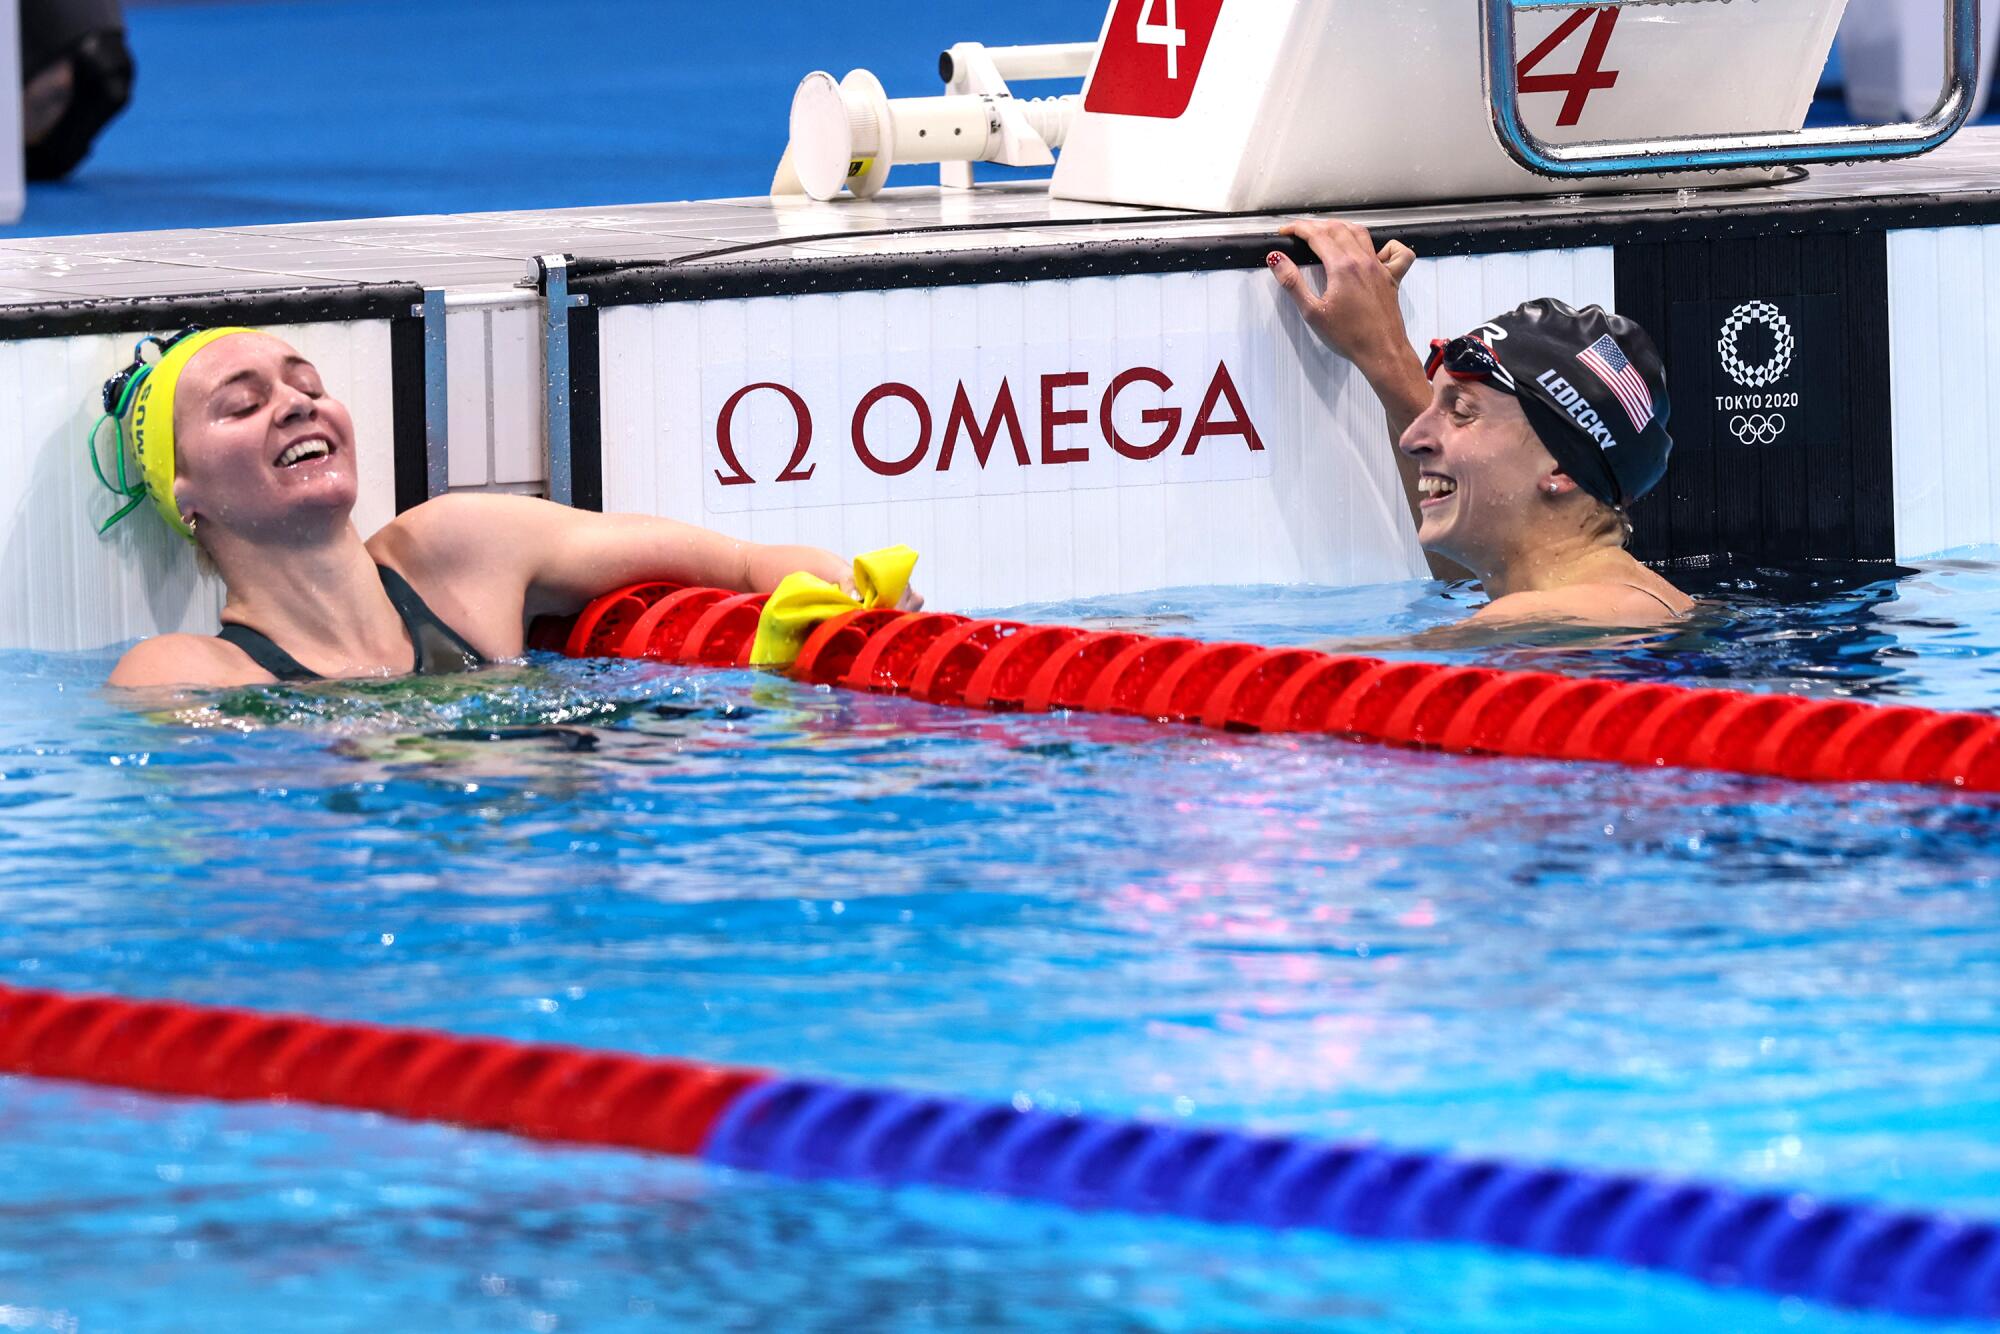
<box><xmin>4</xmin><ymin>555</ymin><xmax>2000</xmax><ymax>1331</ymax></box>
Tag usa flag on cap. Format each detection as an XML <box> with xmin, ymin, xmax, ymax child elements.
<box><xmin>1577</xmin><ymin>334</ymin><xmax>1654</xmax><ymax>434</ymax></box>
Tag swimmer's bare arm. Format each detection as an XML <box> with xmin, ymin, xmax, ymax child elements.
<box><xmin>377</xmin><ymin>493</ymin><xmax>921</xmax><ymax>627</ymax></box>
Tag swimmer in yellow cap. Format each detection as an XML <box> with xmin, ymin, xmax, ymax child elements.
<box><xmin>89</xmin><ymin>328</ymin><xmax>922</xmax><ymax>688</ymax></box>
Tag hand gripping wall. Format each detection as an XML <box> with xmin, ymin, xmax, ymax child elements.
<box><xmin>530</xmin><ymin>584</ymin><xmax>2000</xmax><ymax>793</ymax></box>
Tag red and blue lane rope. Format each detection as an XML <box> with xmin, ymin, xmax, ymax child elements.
<box><xmin>1</xmin><ymin>981</ymin><xmax>1995</xmax><ymax>1321</ymax></box>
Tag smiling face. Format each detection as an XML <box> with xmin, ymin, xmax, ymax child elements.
<box><xmin>1398</xmin><ymin>373</ymin><xmax>1566</xmax><ymax>573</ymax></box>
<box><xmin>169</xmin><ymin>333</ymin><xmax>357</xmax><ymax>542</ymax></box>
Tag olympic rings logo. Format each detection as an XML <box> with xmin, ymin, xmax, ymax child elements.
<box><xmin>1729</xmin><ymin>413</ymin><xmax>1787</xmax><ymax>445</ymax></box>
<box><xmin>1717</xmin><ymin>301</ymin><xmax>1795</xmax><ymax>388</ymax></box>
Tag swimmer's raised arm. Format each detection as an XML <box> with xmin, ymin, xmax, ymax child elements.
<box><xmin>1270</xmin><ymin>220</ymin><xmax>1454</xmax><ymax>576</ymax></box>
<box><xmin>1270</xmin><ymin>220</ymin><xmax>1426</xmax><ymax>445</ymax></box>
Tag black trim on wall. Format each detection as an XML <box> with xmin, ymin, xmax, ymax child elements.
<box><xmin>573</xmin><ymin>190</ymin><xmax>2000</xmax><ymax>310</ymax></box>
<box><xmin>389</xmin><ymin>312</ymin><xmax>428</xmax><ymax>515</ymax></box>
<box><xmin>568</xmin><ymin>303</ymin><xmax>603</xmax><ymax>512</ymax></box>
<box><xmin>0</xmin><ymin>283</ymin><xmax>424</xmax><ymax>341</ymax></box>
<box><xmin>1615</xmin><ymin>231</ymin><xmax>1894</xmax><ymax>565</ymax></box>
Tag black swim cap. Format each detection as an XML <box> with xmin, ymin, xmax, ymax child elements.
<box><xmin>1448</xmin><ymin>298</ymin><xmax>1673</xmax><ymax>508</ymax></box>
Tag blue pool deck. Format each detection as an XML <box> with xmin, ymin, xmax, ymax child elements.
<box><xmin>4</xmin><ymin>0</ymin><xmax>1978</xmax><ymax>243</ymax></box>
<box><xmin>9</xmin><ymin>0</ymin><xmax>1084</xmax><ymax>239</ymax></box>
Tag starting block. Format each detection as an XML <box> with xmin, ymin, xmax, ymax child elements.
<box><xmin>1050</xmin><ymin>0</ymin><xmax>1850</xmax><ymax>210</ymax></box>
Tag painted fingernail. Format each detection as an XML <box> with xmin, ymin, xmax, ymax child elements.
<box><xmin>1266</xmin><ymin>252</ymin><xmax>1282</xmax><ymax>268</ymax></box>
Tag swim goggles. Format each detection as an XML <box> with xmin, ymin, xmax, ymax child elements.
<box><xmin>87</xmin><ymin>327</ymin><xmax>203</xmax><ymax>533</ymax></box>
<box><xmin>1425</xmin><ymin>336</ymin><xmax>1517</xmax><ymax>392</ymax></box>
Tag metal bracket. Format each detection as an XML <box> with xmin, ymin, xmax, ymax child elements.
<box><xmin>419</xmin><ymin>288</ymin><xmax>449</xmax><ymax>500</ymax></box>
<box><xmin>533</xmin><ymin>254</ymin><xmax>591</xmax><ymax>507</ymax></box>
<box><xmin>1481</xmin><ymin>0</ymin><xmax>1979</xmax><ymax>177</ymax></box>
<box><xmin>938</xmin><ymin>40</ymin><xmax>1096</xmax><ymax>189</ymax></box>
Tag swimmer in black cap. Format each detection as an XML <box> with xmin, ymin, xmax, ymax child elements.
<box><xmin>1270</xmin><ymin>220</ymin><xmax>1691</xmax><ymax>633</ymax></box>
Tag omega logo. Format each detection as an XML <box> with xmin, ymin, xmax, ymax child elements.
<box><xmin>712</xmin><ymin>363</ymin><xmax>1265</xmax><ymax>487</ymax></box>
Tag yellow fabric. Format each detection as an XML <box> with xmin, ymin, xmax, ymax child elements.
<box><xmin>750</xmin><ymin>545</ymin><xmax>919</xmax><ymax>667</ymax></box>
<box><xmin>128</xmin><ymin>327</ymin><xmax>259</xmax><ymax>542</ymax></box>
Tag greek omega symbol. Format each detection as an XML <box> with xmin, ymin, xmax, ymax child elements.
<box><xmin>1729</xmin><ymin>413</ymin><xmax>1787</xmax><ymax>445</ymax></box>
<box><xmin>1717</xmin><ymin>302</ymin><xmax>1795</xmax><ymax>389</ymax></box>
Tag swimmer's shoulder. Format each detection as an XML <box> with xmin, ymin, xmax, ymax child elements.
<box><xmin>1473</xmin><ymin>579</ymin><xmax>1693</xmax><ymax>629</ymax></box>
<box><xmin>109</xmin><ymin>633</ymin><xmax>277</xmax><ymax>690</ymax></box>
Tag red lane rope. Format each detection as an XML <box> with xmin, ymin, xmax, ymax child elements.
<box><xmin>0</xmin><ymin>983</ymin><xmax>765</xmax><ymax>1156</ymax></box>
<box><xmin>533</xmin><ymin>586</ymin><xmax>2000</xmax><ymax>793</ymax></box>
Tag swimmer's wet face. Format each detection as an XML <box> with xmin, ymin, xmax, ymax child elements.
<box><xmin>170</xmin><ymin>333</ymin><xmax>358</xmax><ymax>541</ymax></box>
<box><xmin>1399</xmin><ymin>373</ymin><xmax>1563</xmax><ymax>569</ymax></box>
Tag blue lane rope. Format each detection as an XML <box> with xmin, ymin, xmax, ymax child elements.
<box><xmin>703</xmin><ymin>1078</ymin><xmax>2000</xmax><ymax>1322</ymax></box>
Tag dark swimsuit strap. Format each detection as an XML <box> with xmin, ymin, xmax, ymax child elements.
<box><xmin>1622</xmin><ymin>582</ymin><xmax>1688</xmax><ymax>617</ymax></box>
<box><xmin>214</xmin><ymin>621</ymin><xmax>319</xmax><ymax>682</ymax></box>
<box><xmin>216</xmin><ymin>565</ymin><xmax>486</xmax><ymax>683</ymax></box>
<box><xmin>377</xmin><ymin>564</ymin><xmax>486</xmax><ymax>674</ymax></box>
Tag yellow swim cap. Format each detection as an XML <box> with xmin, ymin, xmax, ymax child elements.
<box><xmin>93</xmin><ymin>326</ymin><xmax>258</xmax><ymax>543</ymax></box>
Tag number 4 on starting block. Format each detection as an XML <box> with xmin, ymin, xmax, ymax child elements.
<box><xmin>1084</xmin><ymin>0</ymin><xmax>1621</xmax><ymax>126</ymax></box>
<box><xmin>1135</xmin><ymin>0</ymin><xmax>1188</xmax><ymax>79</ymax></box>
<box><xmin>1086</xmin><ymin>0</ymin><xmax>1226</xmax><ymax>119</ymax></box>
<box><xmin>1517</xmin><ymin>7</ymin><xmax>1622</xmax><ymax>127</ymax></box>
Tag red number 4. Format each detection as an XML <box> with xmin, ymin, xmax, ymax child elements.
<box><xmin>1517</xmin><ymin>6</ymin><xmax>1621</xmax><ymax>128</ymax></box>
